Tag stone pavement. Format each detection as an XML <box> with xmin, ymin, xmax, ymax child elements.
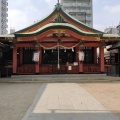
<box><xmin>22</xmin><ymin>83</ymin><xmax>119</xmax><ymax>120</ymax></box>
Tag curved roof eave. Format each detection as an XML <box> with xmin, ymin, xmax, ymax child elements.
<box><xmin>14</xmin><ymin>3</ymin><xmax>103</xmax><ymax>34</ymax></box>
<box><xmin>15</xmin><ymin>23</ymin><xmax>103</xmax><ymax>37</ymax></box>
<box><xmin>60</xmin><ymin>9</ymin><xmax>103</xmax><ymax>33</ymax></box>
<box><xmin>14</xmin><ymin>4</ymin><xmax>58</xmax><ymax>33</ymax></box>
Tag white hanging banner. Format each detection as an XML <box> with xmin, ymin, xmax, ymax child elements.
<box><xmin>78</xmin><ymin>51</ymin><xmax>85</xmax><ymax>61</ymax></box>
<box><xmin>68</xmin><ymin>66</ymin><xmax>72</xmax><ymax>70</ymax></box>
<box><xmin>33</xmin><ymin>52</ymin><xmax>40</xmax><ymax>62</ymax></box>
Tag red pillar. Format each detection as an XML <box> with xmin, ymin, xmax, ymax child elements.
<box><xmin>76</xmin><ymin>47</ymin><xmax>79</xmax><ymax>62</ymax></box>
<box><xmin>100</xmin><ymin>46</ymin><xmax>104</xmax><ymax>73</ymax></box>
<box><xmin>39</xmin><ymin>47</ymin><xmax>42</xmax><ymax>64</ymax></box>
<box><xmin>78</xmin><ymin>47</ymin><xmax>83</xmax><ymax>73</ymax></box>
<box><xmin>20</xmin><ymin>48</ymin><xmax>23</xmax><ymax>65</ymax></box>
<box><xmin>35</xmin><ymin>48</ymin><xmax>40</xmax><ymax>74</ymax></box>
<box><xmin>94</xmin><ymin>47</ymin><xmax>97</xmax><ymax>64</ymax></box>
<box><xmin>13</xmin><ymin>47</ymin><xmax>17</xmax><ymax>74</ymax></box>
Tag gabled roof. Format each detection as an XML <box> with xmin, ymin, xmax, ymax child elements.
<box><xmin>15</xmin><ymin>3</ymin><xmax>103</xmax><ymax>34</ymax></box>
<box><xmin>1</xmin><ymin>3</ymin><xmax>120</xmax><ymax>44</ymax></box>
<box><xmin>15</xmin><ymin>23</ymin><xmax>103</xmax><ymax>37</ymax></box>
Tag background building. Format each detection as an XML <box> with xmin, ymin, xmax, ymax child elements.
<box><xmin>104</xmin><ymin>27</ymin><xmax>119</xmax><ymax>34</ymax></box>
<box><xmin>104</xmin><ymin>23</ymin><xmax>120</xmax><ymax>76</ymax></box>
<box><xmin>117</xmin><ymin>23</ymin><xmax>120</xmax><ymax>35</ymax></box>
<box><xmin>60</xmin><ymin>0</ymin><xmax>93</xmax><ymax>27</ymax></box>
<box><xmin>10</xmin><ymin>28</ymin><xmax>15</xmax><ymax>34</ymax></box>
<box><xmin>0</xmin><ymin>0</ymin><xmax>8</xmax><ymax>34</ymax></box>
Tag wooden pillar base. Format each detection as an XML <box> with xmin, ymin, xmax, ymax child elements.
<box><xmin>79</xmin><ymin>61</ymin><xmax>83</xmax><ymax>73</ymax></box>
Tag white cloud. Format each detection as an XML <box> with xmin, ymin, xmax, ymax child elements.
<box><xmin>45</xmin><ymin>0</ymin><xmax>52</xmax><ymax>3</ymax></box>
<box><xmin>8</xmin><ymin>10</ymin><xmax>29</xmax><ymax>32</ymax></box>
<box><xmin>93</xmin><ymin>24</ymin><xmax>107</xmax><ymax>32</ymax></box>
<box><xmin>8</xmin><ymin>0</ymin><xmax>57</xmax><ymax>32</ymax></box>
<box><xmin>104</xmin><ymin>5</ymin><xmax>120</xmax><ymax>14</ymax></box>
<box><xmin>8</xmin><ymin>0</ymin><xmax>120</xmax><ymax>33</ymax></box>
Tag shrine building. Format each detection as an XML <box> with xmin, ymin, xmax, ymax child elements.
<box><xmin>0</xmin><ymin>3</ymin><xmax>120</xmax><ymax>76</ymax></box>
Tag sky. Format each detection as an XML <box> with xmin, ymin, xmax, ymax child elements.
<box><xmin>8</xmin><ymin>0</ymin><xmax>120</xmax><ymax>33</ymax></box>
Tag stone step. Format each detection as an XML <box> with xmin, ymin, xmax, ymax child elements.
<box><xmin>11</xmin><ymin>74</ymin><xmax>107</xmax><ymax>78</ymax></box>
<box><xmin>1</xmin><ymin>74</ymin><xmax>120</xmax><ymax>83</ymax></box>
<box><xmin>1</xmin><ymin>76</ymin><xmax>120</xmax><ymax>83</ymax></box>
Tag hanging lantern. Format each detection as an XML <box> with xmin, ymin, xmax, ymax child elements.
<box><xmin>78</xmin><ymin>51</ymin><xmax>84</xmax><ymax>61</ymax></box>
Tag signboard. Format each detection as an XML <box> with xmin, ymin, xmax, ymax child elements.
<box><xmin>78</xmin><ymin>51</ymin><xmax>85</xmax><ymax>61</ymax></box>
<box><xmin>74</xmin><ymin>62</ymin><xmax>78</xmax><ymax>66</ymax></box>
<box><xmin>68</xmin><ymin>66</ymin><xmax>72</xmax><ymax>70</ymax></box>
<box><xmin>33</xmin><ymin>52</ymin><xmax>40</xmax><ymax>62</ymax></box>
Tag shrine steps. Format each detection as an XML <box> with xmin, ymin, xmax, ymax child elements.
<box><xmin>1</xmin><ymin>74</ymin><xmax>120</xmax><ymax>83</ymax></box>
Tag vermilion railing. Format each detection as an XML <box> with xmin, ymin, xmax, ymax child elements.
<box><xmin>17</xmin><ymin>65</ymin><xmax>35</xmax><ymax>74</ymax></box>
<box><xmin>83</xmin><ymin>65</ymin><xmax>100</xmax><ymax>73</ymax></box>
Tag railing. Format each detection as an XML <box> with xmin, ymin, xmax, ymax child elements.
<box><xmin>83</xmin><ymin>65</ymin><xmax>100</xmax><ymax>73</ymax></box>
<box><xmin>40</xmin><ymin>65</ymin><xmax>67</xmax><ymax>74</ymax></box>
<box><xmin>17</xmin><ymin>65</ymin><xmax>35</xmax><ymax>74</ymax></box>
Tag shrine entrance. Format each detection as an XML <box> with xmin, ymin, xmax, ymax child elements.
<box><xmin>42</xmin><ymin>48</ymin><xmax>75</xmax><ymax>74</ymax></box>
<box><xmin>2</xmin><ymin>3</ymin><xmax>119</xmax><ymax>76</ymax></box>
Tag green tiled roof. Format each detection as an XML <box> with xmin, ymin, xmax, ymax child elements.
<box><xmin>15</xmin><ymin>23</ymin><xmax>103</xmax><ymax>37</ymax></box>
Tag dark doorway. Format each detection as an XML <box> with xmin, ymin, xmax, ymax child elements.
<box><xmin>42</xmin><ymin>49</ymin><xmax>75</xmax><ymax>64</ymax></box>
<box><xmin>42</xmin><ymin>49</ymin><xmax>75</xmax><ymax>74</ymax></box>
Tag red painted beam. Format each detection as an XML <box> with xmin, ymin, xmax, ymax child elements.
<box><xmin>40</xmin><ymin>37</ymin><xmax>78</xmax><ymax>42</ymax></box>
<box><xmin>84</xmin><ymin>43</ymin><xmax>102</xmax><ymax>47</ymax></box>
<box><xmin>16</xmin><ymin>43</ymin><xmax>34</xmax><ymax>48</ymax></box>
<box><xmin>17</xmin><ymin>37</ymin><xmax>35</xmax><ymax>41</ymax></box>
<box><xmin>65</xmin><ymin>30</ymin><xmax>100</xmax><ymax>41</ymax></box>
<box><xmin>36</xmin><ymin>30</ymin><xmax>54</xmax><ymax>40</ymax></box>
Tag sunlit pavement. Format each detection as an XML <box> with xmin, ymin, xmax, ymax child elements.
<box><xmin>22</xmin><ymin>83</ymin><xmax>119</xmax><ymax>120</ymax></box>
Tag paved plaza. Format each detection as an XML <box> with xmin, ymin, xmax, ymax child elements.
<box><xmin>22</xmin><ymin>83</ymin><xmax>119</xmax><ymax>120</ymax></box>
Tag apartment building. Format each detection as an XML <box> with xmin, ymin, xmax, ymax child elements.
<box><xmin>60</xmin><ymin>0</ymin><xmax>93</xmax><ymax>27</ymax></box>
<box><xmin>0</xmin><ymin>0</ymin><xmax>8</xmax><ymax>34</ymax></box>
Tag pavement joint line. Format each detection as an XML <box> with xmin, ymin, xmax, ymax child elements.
<box><xmin>22</xmin><ymin>83</ymin><xmax>47</xmax><ymax>120</ymax></box>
